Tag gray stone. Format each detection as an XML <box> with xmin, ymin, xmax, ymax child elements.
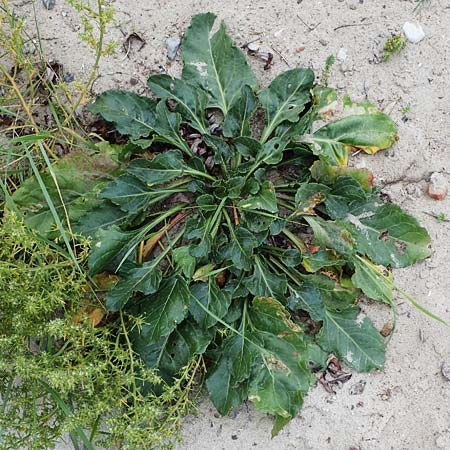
<box><xmin>42</xmin><ymin>0</ymin><xmax>55</xmax><ymax>9</ymax></box>
<box><xmin>166</xmin><ymin>35</ymin><xmax>181</xmax><ymax>60</ymax></box>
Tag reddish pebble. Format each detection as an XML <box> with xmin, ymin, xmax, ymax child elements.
<box><xmin>428</xmin><ymin>172</ymin><xmax>448</xmax><ymax>200</ymax></box>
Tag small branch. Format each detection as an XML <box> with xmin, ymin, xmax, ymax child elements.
<box><xmin>334</xmin><ymin>22</ymin><xmax>372</xmax><ymax>32</ymax></box>
<box><xmin>143</xmin><ymin>211</ymin><xmax>190</xmax><ymax>260</ymax></box>
<box><xmin>232</xmin><ymin>201</ymin><xmax>240</xmax><ymax>226</ymax></box>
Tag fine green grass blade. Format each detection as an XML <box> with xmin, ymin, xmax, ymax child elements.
<box><xmin>23</xmin><ymin>142</ymin><xmax>82</xmax><ymax>272</ymax></box>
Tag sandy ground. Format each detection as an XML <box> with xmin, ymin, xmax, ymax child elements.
<box><xmin>9</xmin><ymin>0</ymin><xmax>450</xmax><ymax>449</ymax></box>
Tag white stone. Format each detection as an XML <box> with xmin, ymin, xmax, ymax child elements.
<box><xmin>403</xmin><ymin>21</ymin><xmax>425</xmax><ymax>43</ymax></box>
<box><xmin>337</xmin><ymin>47</ymin><xmax>348</xmax><ymax>62</ymax></box>
<box><xmin>247</xmin><ymin>42</ymin><xmax>259</xmax><ymax>52</ymax></box>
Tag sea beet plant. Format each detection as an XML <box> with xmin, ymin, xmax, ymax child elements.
<box><xmin>12</xmin><ymin>12</ymin><xmax>432</xmax><ymax>437</ymax></box>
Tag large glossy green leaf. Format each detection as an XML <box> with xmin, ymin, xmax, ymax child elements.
<box><xmin>324</xmin><ymin>176</ymin><xmax>378</xmax><ymax>220</ymax></box>
<box><xmin>345</xmin><ymin>203</ymin><xmax>431</xmax><ymax>268</ymax></box>
<box><xmin>127</xmin><ymin>150</ymin><xmax>188</xmax><ymax>184</ymax></box>
<box><xmin>132</xmin><ymin>318</ymin><xmax>214</xmax><ymax>383</ymax></box>
<box><xmin>189</xmin><ymin>279</ymin><xmax>232</xmax><ymax>329</ymax></box>
<box><xmin>207</xmin><ymin>296</ymin><xmax>312</xmax><ymax>428</ymax></box>
<box><xmin>351</xmin><ymin>256</ymin><xmax>393</xmax><ymax>303</ymax></box>
<box><xmin>305</xmin><ymin>216</ymin><xmax>355</xmax><ymax>257</ymax></box>
<box><xmin>99</xmin><ymin>174</ymin><xmax>154</xmax><ymax>214</ymax></box>
<box><xmin>138</xmin><ymin>276</ymin><xmax>190</xmax><ymax>344</ymax></box>
<box><xmin>148</xmin><ymin>74</ymin><xmax>209</xmax><ymax>134</ymax></box>
<box><xmin>247</xmin><ymin>297</ymin><xmax>313</xmax><ymax>426</ymax></box>
<box><xmin>75</xmin><ymin>202</ymin><xmax>129</xmax><ymax>237</ymax></box>
<box><xmin>172</xmin><ymin>246</ymin><xmax>196</xmax><ymax>279</ymax></box>
<box><xmin>243</xmin><ymin>257</ymin><xmax>287</xmax><ymax>299</ymax></box>
<box><xmin>88</xmin><ymin>226</ymin><xmax>137</xmax><ymax>275</ymax></box>
<box><xmin>223</xmin><ymin>85</ymin><xmax>257</xmax><ymax>137</ymax></box>
<box><xmin>259</xmin><ymin>68</ymin><xmax>314</xmax><ymax>143</ymax></box>
<box><xmin>288</xmin><ymin>274</ymin><xmax>358</xmax><ymax>321</ymax></box>
<box><xmin>106</xmin><ymin>262</ymin><xmax>162</xmax><ymax>311</ymax></box>
<box><xmin>238</xmin><ymin>181</ymin><xmax>278</xmax><ymax>213</ymax></box>
<box><xmin>88</xmin><ymin>90</ymin><xmax>156</xmax><ymax>140</ymax></box>
<box><xmin>221</xmin><ymin>226</ymin><xmax>259</xmax><ymax>271</ymax></box>
<box><xmin>181</xmin><ymin>13</ymin><xmax>257</xmax><ymax>115</ymax></box>
<box><xmin>319</xmin><ymin>306</ymin><xmax>385</xmax><ymax>371</ymax></box>
<box><xmin>206</xmin><ymin>333</ymin><xmax>257</xmax><ymax>415</ymax></box>
<box><xmin>306</xmin><ymin>113</ymin><xmax>398</xmax><ymax>166</ymax></box>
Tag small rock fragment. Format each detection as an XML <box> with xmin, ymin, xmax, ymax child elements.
<box><xmin>441</xmin><ymin>362</ymin><xmax>450</xmax><ymax>381</ymax></box>
<box><xmin>63</xmin><ymin>72</ymin><xmax>74</xmax><ymax>83</ymax></box>
<box><xmin>166</xmin><ymin>36</ymin><xmax>181</xmax><ymax>60</ymax></box>
<box><xmin>380</xmin><ymin>322</ymin><xmax>394</xmax><ymax>337</ymax></box>
<box><xmin>428</xmin><ymin>172</ymin><xmax>448</xmax><ymax>200</ymax></box>
<box><xmin>319</xmin><ymin>39</ymin><xmax>328</xmax><ymax>46</ymax></box>
<box><xmin>247</xmin><ymin>42</ymin><xmax>260</xmax><ymax>52</ymax></box>
<box><xmin>337</xmin><ymin>47</ymin><xmax>348</xmax><ymax>62</ymax></box>
<box><xmin>349</xmin><ymin>380</ymin><xmax>366</xmax><ymax>395</ymax></box>
<box><xmin>42</xmin><ymin>0</ymin><xmax>55</xmax><ymax>9</ymax></box>
<box><xmin>403</xmin><ymin>21</ymin><xmax>425</xmax><ymax>43</ymax></box>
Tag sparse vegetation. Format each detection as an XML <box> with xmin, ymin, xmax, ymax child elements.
<box><xmin>383</xmin><ymin>33</ymin><xmax>407</xmax><ymax>61</ymax></box>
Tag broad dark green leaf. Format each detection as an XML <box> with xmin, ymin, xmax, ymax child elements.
<box><xmin>206</xmin><ymin>334</ymin><xmax>256</xmax><ymax>415</ymax></box>
<box><xmin>88</xmin><ymin>226</ymin><xmax>137</xmax><ymax>275</ymax></box>
<box><xmin>132</xmin><ymin>318</ymin><xmax>214</xmax><ymax>383</ymax></box>
<box><xmin>319</xmin><ymin>306</ymin><xmax>385</xmax><ymax>371</ymax></box>
<box><xmin>346</xmin><ymin>203</ymin><xmax>431</xmax><ymax>268</ymax></box>
<box><xmin>75</xmin><ymin>202</ymin><xmax>129</xmax><ymax>237</ymax></box>
<box><xmin>189</xmin><ymin>279</ymin><xmax>232</xmax><ymax>329</ymax></box>
<box><xmin>243</xmin><ymin>257</ymin><xmax>287</xmax><ymax>299</ymax></box>
<box><xmin>138</xmin><ymin>276</ymin><xmax>190</xmax><ymax>344</ymax></box>
<box><xmin>100</xmin><ymin>174</ymin><xmax>154</xmax><ymax>214</ymax></box>
<box><xmin>351</xmin><ymin>256</ymin><xmax>393</xmax><ymax>303</ymax></box>
<box><xmin>148</xmin><ymin>74</ymin><xmax>209</xmax><ymax>134</ymax></box>
<box><xmin>172</xmin><ymin>246</ymin><xmax>196</xmax><ymax>279</ymax></box>
<box><xmin>238</xmin><ymin>181</ymin><xmax>278</xmax><ymax>213</ymax></box>
<box><xmin>256</xmin><ymin>138</ymin><xmax>288</xmax><ymax>165</ymax></box>
<box><xmin>182</xmin><ymin>13</ymin><xmax>257</xmax><ymax>115</ymax></box>
<box><xmin>305</xmin><ymin>216</ymin><xmax>355</xmax><ymax>257</ymax></box>
<box><xmin>301</xmin><ymin>248</ymin><xmax>345</xmax><ymax>273</ymax></box>
<box><xmin>127</xmin><ymin>150</ymin><xmax>188</xmax><ymax>184</ymax></box>
<box><xmin>288</xmin><ymin>274</ymin><xmax>357</xmax><ymax>320</ymax></box>
<box><xmin>106</xmin><ymin>262</ymin><xmax>162</xmax><ymax>311</ymax></box>
<box><xmin>185</xmin><ymin>214</ymin><xmax>212</xmax><ymax>258</ymax></box>
<box><xmin>223</xmin><ymin>85</ymin><xmax>257</xmax><ymax>137</ymax></box>
<box><xmin>307</xmin><ymin>113</ymin><xmax>398</xmax><ymax>166</ymax></box>
<box><xmin>324</xmin><ymin>176</ymin><xmax>376</xmax><ymax>220</ymax></box>
<box><xmin>247</xmin><ymin>297</ymin><xmax>313</xmax><ymax>425</ymax></box>
<box><xmin>259</xmin><ymin>68</ymin><xmax>314</xmax><ymax>142</ymax></box>
<box><xmin>88</xmin><ymin>90</ymin><xmax>156</xmax><ymax>140</ymax></box>
<box><xmin>222</xmin><ymin>226</ymin><xmax>259</xmax><ymax>271</ymax></box>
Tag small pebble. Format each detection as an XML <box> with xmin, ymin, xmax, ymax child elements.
<box><xmin>428</xmin><ymin>172</ymin><xmax>448</xmax><ymax>200</ymax></box>
<box><xmin>63</xmin><ymin>72</ymin><xmax>74</xmax><ymax>83</ymax></box>
<box><xmin>403</xmin><ymin>21</ymin><xmax>425</xmax><ymax>43</ymax></box>
<box><xmin>349</xmin><ymin>380</ymin><xmax>366</xmax><ymax>395</ymax></box>
<box><xmin>42</xmin><ymin>0</ymin><xmax>55</xmax><ymax>10</ymax></box>
<box><xmin>337</xmin><ymin>47</ymin><xmax>348</xmax><ymax>62</ymax></box>
<box><xmin>441</xmin><ymin>362</ymin><xmax>450</xmax><ymax>381</ymax></box>
<box><xmin>247</xmin><ymin>42</ymin><xmax>260</xmax><ymax>52</ymax></box>
<box><xmin>166</xmin><ymin>35</ymin><xmax>181</xmax><ymax>60</ymax></box>
<box><xmin>319</xmin><ymin>39</ymin><xmax>328</xmax><ymax>46</ymax></box>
